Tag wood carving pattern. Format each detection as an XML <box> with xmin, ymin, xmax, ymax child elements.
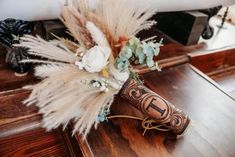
<box><xmin>120</xmin><ymin>79</ymin><xmax>190</xmax><ymax>134</ymax></box>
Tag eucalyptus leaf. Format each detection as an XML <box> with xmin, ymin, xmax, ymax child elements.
<box><xmin>115</xmin><ymin>36</ymin><xmax>162</xmax><ymax>75</ymax></box>
<box><xmin>146</xmin><ymin>58</ymin><xmax>154</xmax><ymax>67</ymax></box>
<box><xmin>124</xmin><ymin>47</ymin><xmax>133</xmax><ymax>59</ymax></box>
<box><xmin>138</xmin><ymin>52</ymin><xmax>145</xmax><ymax>64</ymax></box>
<box><xmin>154</xmin><ymin>47</ymin><xmax>160</xmax><ymax>56</ymax></box>
<box><xmin>129</xmin><ymin>36</ymin><xmax>140</xmax><ymax>46</ymax></box>
<box><xmin>144</xmin><ymin>46</ymin><xmax>154</xmax><ymax>57</ymax></box>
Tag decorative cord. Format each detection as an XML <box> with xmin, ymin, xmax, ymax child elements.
<box><xmin>107</xmin><ymin>115</ymin><xmax>170</xmax><ymax>135</ymax></box>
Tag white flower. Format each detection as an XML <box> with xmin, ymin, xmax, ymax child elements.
<box><xmin>82</xmin><ymin>46</ymin><xmax>111</xmax><ymax>73</ymax></box>
<box><xmin>109</xmin><ymin>65</ymin><xmax>129</xmax><ymax>82</ymax></box>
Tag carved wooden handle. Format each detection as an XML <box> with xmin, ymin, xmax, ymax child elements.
<box><xmin>119</xmin><ymin>79</ymin><xmax>190</xmax><ymax>135</ymax></box>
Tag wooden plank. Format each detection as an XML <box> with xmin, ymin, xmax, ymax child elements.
<box><xmin>189</xmin><ymin>47</ymin><xmax>235</xmax><ymax>74</ymax></box>
<box><xmin>0</xmin><ymin>89</ymin><xmax>83</xmax><ymax>156</ymax></box>
<box><xmin>0</xmin><ymin>128</ymin><xmax>71</xmax><ymax>157</ymax></box>
<box><xmin>135</xmin><ymin>55</ymin><xmax>190</xmax><ymax>74</ymax></box>
<box><xmin>1</xmin><ymin>20</ymin><xmax>234</xmax><ymax>156</ymax></box>
<box><xmin>75</xmin><ymin>64</ymin><xmax>235</xmax><ymax>157</ymax></box>
<box><xmin>0</xmin><ymin>89</ymin><xmax>39</xmax><ymax>137</ymax></box>
<box><xmin>0</xmin><ymin>69</ymin><xmax>37</xmax><ymax>92</ymax></box>
<box><xmin>209</xmin><ymin>66</ymin><xmax>235</xmax><ymax>93</ymax></box>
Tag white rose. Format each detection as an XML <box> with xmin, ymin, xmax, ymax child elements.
<box><xmin>82</xmin><ymin>46</ymin><xmax>111</xmax><ymax>73</ymax></box>
<box><xmin>109</xmin><ymin>65</ymin><xmax>129</xmax><ymax>82</ymax></box>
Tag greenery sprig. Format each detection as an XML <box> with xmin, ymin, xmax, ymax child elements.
<box><xmin>115</xmin><ymin>36</ymin><xmax>162</xmax><ymax>72</ymax></box>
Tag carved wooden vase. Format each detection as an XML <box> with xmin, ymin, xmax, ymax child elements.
<box><xmin>119</xmin><ymin>78</ymin><xmax>190</xmax><ymax>135</ymax></box>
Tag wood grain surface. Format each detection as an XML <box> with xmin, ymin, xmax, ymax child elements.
<box><xmin>0</xmin><ymin>44</ymin><xmax>82</xmax><ymax>156</ymax></box>
<box><xmin>0</xmin><ymin>128</ymin><xmax>70</xmax><ymax>157</ymax></box>
<box><xmin>0</xmin><ymin>69</ymin><xmax>37</xmax><ymax>92</ymax></box>
<box><xmin>189</xmin><ymin>48</ymin><xmax>235</xmax><ymax>74</ymax></box>
<box><xmin>210</xmin><ymin>67</ymin><xmax>235</xmax><ymax>93</ymax></box>
<box><xmin>0</xmin><ymin>89</ymin><xmax>39</xmax><ymax>137</ymax></box>
<box><xmin>76</xmin><ymin>64</ymin><xmax>235</xmax><ymax>157</ymax></box>
<box><xmin>1</xmin><ymin>27</ymin><xmax>235</xmax><ymax>157</ymax></box>
<box><xmin>0</xmin><ymin>89</ymin><xmax>82</xmax><ymax>157</ymax></box>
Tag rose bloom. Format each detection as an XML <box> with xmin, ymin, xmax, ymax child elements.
<box><xmin>82</xmin><ymin>46</ymin><xmax>111</xmax><ymax>73</ymax></box>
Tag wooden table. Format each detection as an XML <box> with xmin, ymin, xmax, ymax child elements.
<box><xmin>75</xmin><ymin>64</ymin><xmax>235</xmax><ymax>157</ymax></box>
<box><xmin>1</xmin><ymin>30</ymin><xmax>235</xmax><ymax>157</ymax></box>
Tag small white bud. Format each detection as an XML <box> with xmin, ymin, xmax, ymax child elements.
<box><xmin>100</xmin><ymin>86</ymin><xmax>106</xmax><ymax>92</ymax></box>
<box><xmin>104</xmin><ymin>88</ymin><xmax>109</xmax><ymax>92</ymax></box>
<box><xmin>80</xmin><ymin>52</ymin><xmax>84</xmax><ymax>57</ymax></box>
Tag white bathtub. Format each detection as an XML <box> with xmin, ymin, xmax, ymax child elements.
<box><xmin>0</xmin><ymin>0</ymin><xmax>234</xmax><ymax>21</ymax></box>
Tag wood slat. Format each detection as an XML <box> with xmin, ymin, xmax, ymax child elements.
<box><xmin>0</xmin><ymin>128</ymin><xmax>70</xmax><ymax>157</ymax></box>
<box><xmin>210</xmin><ymin>67</ymin><xmax>235</xmax><ymax>93</ymax></box>
<box><xmin>189</xmin><ymin>47</ymin><xmax>235</xmax><ymax>74</ymax></box>
<box><xmin>0</xmin><ymin>69</ymin><xmax>37</xmax><ymax>92</ymax></box>
<box><xmin>0</xmin><ymin>89</ymin><xmax>39</xmax><ymax>137</ymax></box>
<box><xmin>0</xmin><ymin>89</ymin><xmax>83</xmax><ymax>157</ymax></box>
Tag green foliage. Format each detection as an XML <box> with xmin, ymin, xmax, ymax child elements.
<box><xmin>97</xmin><ymin>105</ymin><xmax>110</xmax><ymax>122</ymax></box>
<box><xmin>115</xmin><ymin>36</ymin><xmax>162</xmax><ymax>72</ymax></box>
<box><xmin>115</xmin><ymin>57</ymin><xmax>129</xmax><ymax>72</ymax></box>
<box><xmin>130</xmin><ymin>70</ymin><xmax>142</xmax><ymax>83</ymax></box>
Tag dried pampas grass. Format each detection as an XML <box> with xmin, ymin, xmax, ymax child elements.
<box><xmin>17</xmin><ymin>34</ymin><xmax>120</xmax><ymax>137</ymax></box>
<box><xmin>17</xmin><ymin>0</ymin><xmax>159</xmax><ymax>138</ymax></box>
<box><xmin>88</xmin><ymin>12</ymin><xmax>117</xmax><ymax>55</ymax></box>
<box><xmin>16</xmin><ymin>35</ymin><xmax>78</xmax><ymax>64</ymax></box>
<box><xmin>61</xmin><ymin>5</ymin><xmax>95</xmax><ymax>48</ymax></box>
<box><xmin>92</xmin><ymin>0</ymin><xmax>157</xmax><ymax>41</ymax></box>
<box><xmin>51</xmin><ymin>34</ymin><xmax>80</xmax><ymax>52</ymax></box>
<box><xmin>72</xmin><ymin>0</ymin><xmax>157</xmax><ymax>55</ymax></box>
<box><xmin>67</xmin><ymin>0</ymin><xmax>117</xmax><ymax>55</ymax></box>
<box><xmin>24</xmin><ymin>64</ymin><xmax>118</xmax><ymax>137</ymax></box>
<box><xmin>86</xmin><ymin>21</ymin><xmax>109</xmax><ymax>47</ymax></box>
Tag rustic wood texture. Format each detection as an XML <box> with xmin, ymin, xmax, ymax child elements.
<box><xmin>0</xmin><ymin>89</ymin><xmax>39</xmax><ymax>137</ymax></box>
<box><xmin>189</xmin><ymin>48</ymin><xmax>235</xmax><ymax>74</ymax></box>
<box><xmin>210</xmin><ymin>67</ymin><xmax>235</xmax><ymax>93</ymax></box>
<box><xmin>0</xmin><ymin>89</ymin><xmax>82</xmax><ymax>157</ymax></box>
<box><xmin>1</xmin><ymin>20</ymin><xmax>235</xmax><ymax>157</ymax></box>
<box><xmin>189</xmin><ymin>47</ymin><xmax>235</xmax><ymax>99</ymax></box>
<box><xmin>0</xmin><ymin>69</ymin><xmax>37</xmax><ymax>92</ymax></box>
<box><xmin>0</xmin><ymin>128</ymin><xmax>71</xmax><ymax>157</ymax></box>
<box><xmin>75</xmin><ymin>64</ymin><xmax>235</xmax><ymax>157</ymax></box>
<box><xmin>0</xmin><ymin>43</ymin><xmax>82</xmax><ymax>157</ymax></box>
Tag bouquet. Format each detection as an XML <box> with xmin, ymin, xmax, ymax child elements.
<box><xmin>17</xmin><ymin>0</ymin><xmax>190</xmax><ymax>137</ymax></box>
